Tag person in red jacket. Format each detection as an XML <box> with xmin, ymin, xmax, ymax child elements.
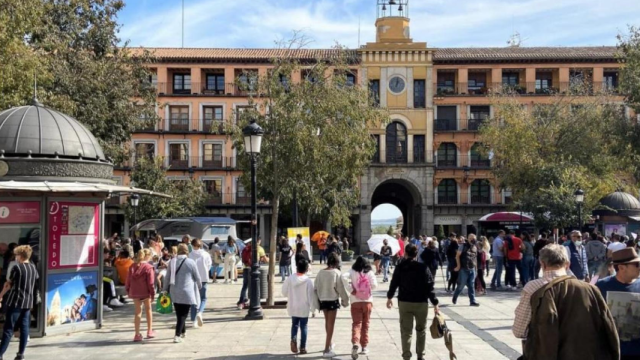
<box><xmin>126</xmin><ymin>248</ymin><xmax>156</xmax><ymax>342</ymax></box>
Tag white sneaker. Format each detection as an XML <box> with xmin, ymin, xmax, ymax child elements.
<box><xmin>180</xmin><ymin>333</ymin><xmax>186</xmax><ymax>339</ymax></box>
<box><xmin>322</xmin><ymin>350</ymin><xmax>336</xmax><ymax>358</ymax></box>
<box><xmin>351</xmin><ymin>345</ymin><xmax>359</xmax><ymax>359</ymax></box>
<box><xmin>109</xmin><ymin>298</ymin><xmax>124</xmax><ymax>307</ymax></box>
<box><xmin>196</xmin><ymin>313</ymin><xmax>204</xmax><ymax>327</ymax></box>
<box><xmin>102</xmin><ymin>305</ymin><xmax>113</xmax><ymax>312</ymax></box>
<box><xmin>192</xmin><ymin>322</ymin><xmax>200</xmax><ymax>329</ymax></box>
<box><xmin>360</xmin><ymin>347</ymin><xmax>369</xmax><ymax>355</ymax></box>
<box><xmin>173</xmin><ymin>336</ymin><xmax>182</xmax><ymax>343</ymax></box>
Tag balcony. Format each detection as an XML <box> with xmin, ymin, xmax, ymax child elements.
<box><xmin>434</xmin><ymin>118</ymin><xmax>488</xmax><ymax>132</ymax></box>
<box><xmin>202</xmin><ymin>119</ymin><xmax>225</xmax><ymax>133</ymax></box>
<box><xmin>158</xmin><ymin>119</ymin><xmax>229</xmax><ymax>133</ymax></box>
<box><xmin>371</xmin><ymin>150</ymin><xmax>433</xmax><ymax>165</ymax></box>
<box><xmin>155</xmin><ymin>83</ymin><xmax>255</xmax><ymax>96</ymax></box>
<box><xmin>163</xmin><ymin>156</ymin><xmax>236</xmax><ymax>170</ymax></box>
<box><xmin>433</xmin><ymin>81</ymin><xmax>619</xmax><ymax>96</ymax></box>
<box><xmin>435</xmin><ymin>154</ymin><xmax>492</xmax><ymax>169</ymax></box>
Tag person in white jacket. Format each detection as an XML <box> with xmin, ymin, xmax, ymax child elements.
<box><xmin>188</xmin><ymin>238</ymin><xmax>212</xmax><ymax>328</ymax></box>
<box><xmin>346</xmin><ymin>256</ymin><xmax>378</xmax><ymax>359</ymax></box>
<box><xmin>282</xmin><ymin>259</ymin><xmax>315</xmax><ymax>355</ymax></box>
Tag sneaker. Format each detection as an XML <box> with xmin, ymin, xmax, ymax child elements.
<box><xmin>452</xmin><ymin>295</ymin><xmax>458</xmax><ymax>305</ymax></box>
<box><xmin>322</xmin><ymin>350</ymin><xmax>336</xmax><ymax>358</ymax></box>
<box><xmin>192</xmin><ymin>322</ymin><xmax>200</xmax><ymax>329</ymax></box>
<box><xmin>102</xmin><ymin>305</ymin><xmax>113</xmax><ymax>312</ymax></box>
<box><xmin>360</xmin><ymin>347</ymin><xmax>369</xmax><ymax>355</ymax></box>
<box><xmin>470</xmin><ymin>302</ymin><xmax>480</xmax><ymax>307</ymax></box>
<box><xmin>133</xmin><ymin>334</ymin><xmax>143</xmax><ymax>342</ymax></box>
<box><xmin>109</xmin><ymin>298</ymin><xmax>124</xmax><ymax>307</ymax></box>
<box><xmin>14</xmin><ymin>354</ymin><xmax>25</xmax><ymax>360</ymax></box>
<box><xmin>180</xmin><ymin>333</ymin><xmax>186</xmax><ymax>339</ymax></box>
<box><xmin>146</xmin><ymin>330</ymin><xmax>156</xmax><ymax>339</ymax></box>
<box><xmin>196</xmin><ymin>313</ymin><xmax>204</xmax><ymax>327</ymax></box>
<box><xmin>299</xmin><ymin>349</ymin><xmax>307</xmax><ymax>354</ymax></box>
<box><xmin>290</xmin><ymin>340</ymin><xmax>298</xmax><ymax>354</ymax></box>
<box><xmin>173</xmin><ymin>336</ymin><xmax>182</xmax><ymax>343</ymax></box>
<box><xmin>351</xmin><ymin>345</ymin><xmax>359</xmax><ymax>359</ymax></box>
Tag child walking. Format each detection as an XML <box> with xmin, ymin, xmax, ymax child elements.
<box><xmin>282</xmin><ymin>259</ymin><xmax>315</xmax><ymax>355</ymax></box>
<box><xmin>315</xmin><ymin>253</ymin><xmax>350</xmax><ymax>358</ymax></box>
<box><xmin>348</xmin><ymin>256</ymin><xmax>377</xmax><ymax>359</ymax></box>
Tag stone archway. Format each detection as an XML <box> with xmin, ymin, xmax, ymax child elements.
<box><xmin>371</xmin><ymin>179</ymin><xmax>423</xmax><ymax>238</ymax></box>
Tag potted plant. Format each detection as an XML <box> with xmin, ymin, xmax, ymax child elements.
<box><xmin>342</xmin><ymin>250</ymin><xmax>354</xmax><ymax>262</ymax></box>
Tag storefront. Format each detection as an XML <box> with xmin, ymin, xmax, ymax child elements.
<box><xmin>593</xmin><ymin>190</ymin><xmax>640</xmax><ymax>238</ymax></box>
<box><xmin>477</xmin><ymin>212</ymin><xmax>535</xmax><ymax>238</ymax></box>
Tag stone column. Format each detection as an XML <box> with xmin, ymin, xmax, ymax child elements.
<box><xmin>458</xmin><ymin>68</ymin><xmax>468</xmax><ymax>94</ymax></box>
<box><xmin>359</xmin><ymin>207</ymin><xmax>372</xmax><ymax>254</ymax></box>
<box><xmin>425</xmin><ymin>167</ymin><xmax>435</xmax><ymax>234</ymax></box>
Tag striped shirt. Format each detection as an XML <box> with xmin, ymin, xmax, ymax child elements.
<box><xmin>5</xmin><ymin>262</ymin><xmax>38</xmax><ymax>309</ymax></box>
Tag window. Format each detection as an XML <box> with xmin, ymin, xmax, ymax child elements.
<box><xmin>173</xmin><ymin>73</ymin><xmax>191</xmax><ymax>94</ymax></box>
<box><xmin>236</xmin><ymin>70</ymin><xmax>258</xmax><ymax>94</ymax></box>
<box><xmin>413</xmin><ymin>135</ymin><xmax>425</xmax><ymax>163</ymax></box>
<box><xmin>202</xmin><ymin>143</ymin><xmax>223</xmax><ymax>168</ymax></box>
<box><xmin>603</xmin><ymin>71</ymin><xmax>618</xmax><ymax>91</ymax></box>
<box><xmin>235</xmin><ymin>105</ymin><xmax>254</xmax><ymax>123</ymax></box>
<box><xmin>205</xmin><ymin>73</ymin><xmax>225</xmax><ymax>94</ymax></box>
<box><xmin>414</xmin><ymin>80</ymin><xmax>426</xmax><ymax>108</ymax></box>
<box><xmin>436</xmin><ymin>106</ymin><xmax>457</xmax><ymax>131</ymax></box>
<box><xmin>467</xmin><ymin>72</ymin><xmax>486</xmax><ymax>94</ymax></box>
<box><xmin>203</xmin><ymin>106</ymin><xmax>223</xmax><ymax>132</ymax></box>
<box><xmin>503</xmin><ymin>189</ymin><xmax>513</xmax><ymax>204</ymax></box>
<box><xmin>437</xmin><ymin>143</ymin><xmax>457</xmax><ymax>167</ymax></box>
<box><xmin>134</xmin><ymin>142</ymin><xmax>155</xmax><ymax>161</ymax></box>
<box><xmin>302</xmin><ymin>69</ymin><xmax>318</xmax><ymax>84</ymax></box>
<box><xmin>346</xmin><ymin>72</ymin><xmax>356</xmax><ymax>86</ymax></box>
<box><xmin>279</xmin><ymin>73</ymin><xmax>290</xmax><ymax>92</ymax></box>
<box><xmin>385</xmin><ymin>122</ymin><xmax>407</xmax><ymax>163</ymax></box>
<box><xmin>437</xmin><ymin>72</ymin><xmax>456</xmax><ymax>94</ymax></box>
<box><xmin>438</xmin><ymin>179</ymin><xmax>458</xmax><ymax>204</ymax></box>
<box><xmin>236</xmin><ymin>179</ymin><xmax>250</xmax><ymax>204</ymax></box>
<box><xmin>470</xmin><ymin>180</ymin><xmax>491</xmax><ymax>204</ymax></box>
<box><xmin>468</xmin><ymin>106</ymin><xmax>490</xmax><ymax>130</ymax></box>
<box><xmin>203</xmin><ymin>179</ymin><xmax>223</xmax><ymax>205</ymax></box>
<box><xmin>470</xmin><ymin>143</ymin><xmax>491</xmax><ymax>167</ymax></box>
<box><xmin>535</xmin><ymin>72</ymin><xmax>553</xmax><ymax>94</ymax></box>
<box><xmin>502</xmin><ymin>72</ymin><xmax>519</xmax><ymax>86</ymax></box>
<box><xmin>369</xmin><ymin>80</ymin><xmax>380</xmax><ymax>106</ymax></box>
<box><xmin>148</xmin><ymin>73</ymin><xmax>158</xmax><ymax>87</ymax></box>
<box><xmin>169</xmin><ymin>143</ymin><xmax>189</xmax><ymax>168</ymax></box>
<box><xmin>169</xmin><ymin>106</ymin><xmax>189</xmax><ymax>131</ymax></box>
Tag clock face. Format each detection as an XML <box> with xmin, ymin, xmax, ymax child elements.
<box><xmin>389</xmin><ymin>76</ymin><xmax>406</xmax><ymax>94</ymax></box>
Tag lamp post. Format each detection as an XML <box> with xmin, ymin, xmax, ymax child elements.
<box><xmin>243</xmin><ymin>117</ymin><xmax>264</xmax><ymax>320</ymax></box>
<box><xmin>574</xmin><ymin>189</ymin><xmax>584</xmax><ymax>231</ymax></box>
<box><xmin>130</xmin><ymin>193</ymin><xmax>140</xmax><ymax>235</ymax></box>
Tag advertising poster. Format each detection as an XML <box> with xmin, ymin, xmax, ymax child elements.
<box><xmin>605</xmin><ymin>291</ymin><xmax>640</xmax><ymax>353</ymax></box>
<box><xmin>287</xmin><ymin>227</ymin><xmax>311</xmax><ymax>273</ymax></box>
<box><xmin>46</xmin><ymin>271</ymin><xmax>99</xmax><ymax>327</ymax></box>
<box><xmin>604</xmin><ymin>224</ymin><xmax>627</xmax><ymax>238</ymax></box>
<box><xmin>0</xmin><ymin>201</ymin><xmax>40</xmax><ymax>224</ymax></box>
<box><xmin>48</xmin><ymin>201</ymin><xmax>99</xmax><ymax>270</ymax></box>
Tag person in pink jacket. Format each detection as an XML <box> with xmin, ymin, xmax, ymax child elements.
<box><xmin>126</xmin><ymin>248</ymin><xmax>155</xmax><ymax>342</ymax></box>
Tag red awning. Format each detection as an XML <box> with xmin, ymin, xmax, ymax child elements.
<box><xmin>479</xmin><ymin>212</ymin><xmax>533</xmax><ymax>222</ymax></box>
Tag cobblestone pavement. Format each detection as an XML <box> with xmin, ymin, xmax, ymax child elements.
<box><xmin>17</xmin><ymin>263</ymin><xmax>524</xmax><ymax>360</ymax></box>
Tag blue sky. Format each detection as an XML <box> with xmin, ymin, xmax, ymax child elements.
<box><xmin>118</xmin><ymin>0</ymin><xmax>640</xmax><ymax>49</ymax></box>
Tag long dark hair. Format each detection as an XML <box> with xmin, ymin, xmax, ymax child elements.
<box><xmin>327</xmin><ymin>253</ymin><xmax>340</xmax><ymax>269</ymax></box>
<box><xmin>352</xmin><ymin>256</ymin><xmax>372</xmax><ymax>273</ymax></box>
<box><xmin>296</xmin><ymin>242</ymin><xmax>303</xmax><ymax>255</ymax></box>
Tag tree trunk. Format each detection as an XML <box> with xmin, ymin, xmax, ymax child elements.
<box><xmin>267</xmin><ymin>195</ymin><xmax>280</xmax><ymax>306</ymax></box>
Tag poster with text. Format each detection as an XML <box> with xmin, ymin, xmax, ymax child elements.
<box><xmin>48</xmin><ymin>202</ymin><xmax>99</xmax><ymax>270</ymax></box>
<box><xmin>287</xmin><ymin>227</ymin><xmax>312</xmax><ymax>273</ymax></box>
<box><xmin>604</xmin><ymin>224</ymin><xmax>627</xmax><ymax>238</ymax></box>
<box><xmin>46</xmin><ymin>271</ymin><xmax>99</xmax><ymax>327</ymax></box>
<box><xmin>0</xmin><ymin>201</ymin><xmax>40</xmax><ymax>224</ymax></box>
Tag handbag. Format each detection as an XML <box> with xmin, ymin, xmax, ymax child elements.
<box><xmin>156</xmin><ymin>293</ymin><xmax>173</xmax><ymax>314</ymax></box>
<box><xmin>430</xmin><ymin>313</ymin><xmax>457</xmax><ymax>360</ymax></box>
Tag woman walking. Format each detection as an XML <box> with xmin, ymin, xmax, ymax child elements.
<box><xmin>126</xmin><ymin>249</ymin><xmax>156</xmax><ymax>342</ymax></box>
<box><xmin>223</xmin><ymin>236</ymin><xmax>238</xmax><ymax>283</ymax></box>
<box><xmin>521</xmin><ymin>232</ymin><xmax>535</xmax><ymax>284</ymax></box>
<box><xmin>348</xmin><ymin>256</ymin><xmax>377</xmax><ymax>359</ymax></box>
<box><xmin>419</xmin><ymin>240</ymin><xmax>441</xmax><ymax>278</ymax></box>
<box><xmin>163</xmin><ymin>244</ymin><xmax>202</xmax><ymax>343</ymax></box>
<box><xmin>476</xmin><ymin>236</ymin><xmax>489</xmax><ymax>295</ymax></box>
<box><xmin>315</xmin><ymin>253</ymin><xmax>350</xmax><ymax>358</ymax></box>
<box><xmin>295</xmin><ymin>242</ymin><xmax>311</xmax><ymax>264</ymax></box>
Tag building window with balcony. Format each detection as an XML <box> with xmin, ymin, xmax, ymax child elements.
<box><xmin>385</xmin><ymin>121</ymin><xmax>407</xmax><ymax>163</ymax></box>
<box><xmin>468</xmin><ymin>72</ymin><xmax>487</xmax><ymax>95</ymax></box>
<box><xmin>414</xmin><ymin>80</ymin><xmax>426</xmax><ymax>108</ymax></box>
<box><xmin>236</xmin><ymin>69</ymin><xmax>258</xmax><ymax>94</ymax></box>
<box><xmin>203</xmin><ymin>179</ymin><xmax>223</xmax><ymax>205</ymax></box>
<box><xmin>603</xmin><ymin>71</ymin><xmax>619</xmax><ymax>92</ymax></box>
<box><xmin>470</xmin><ymin>143</ymin><xmax>491</xmax><ymax>167</ymax></box>
<box><xmin>369</xmin><ymin>80</ymin><xmax>380</xmax><ymax>106</ymax></box>
<box><xmin>413</xmin><ymin>135</ymin><xmax>425</xmax><ymax>163</ymax></box>
<box><xmin>203</xmin><ymin>106</ymin><xmax>223</xmax><ymax>132</ymax></box>
<box><xmin>169</xmin><ymin>106</ymin><xmax>189</xmax><ymax>131</ymax></box>
<box><xmin>470</xmin><ymin>179</ymin><xmax>491</xmax><ymax>204</ymax></box>
<box><xmin>173</xmin><ymin>73</ymin><xmax>191</xmax><ymax>94</ymax></box>
<box><xmin>535</xmin><ymin>72</ymin><xmax>553</xmax><ymax>94</ymax></box>
<box><xmin>438</xmin><ymin>179</ymin><xmax>458</xmax><ymax>204</ymax></box>
<box><xmin>437</xmin><ymin>143</ymin><xmax>457</xmax><ymax>167</ymax></box>
<box><xmin>437</xmin><ymin>71</ymin><xmax>456</xmax><ymax>95</ymax></box>
<box><xmin>236</xmin><ymin>179</ymin><xmax>250</xmax><ymax>205</ymax></box>
<box><xmin>168</xmin><ymin>143</ymin><xmax>189</xmax><ymax>169</ymax></box>
<box><xmin>436</xmin><ymin>106</ymin><xmax>457</xmax><ymax>131</ymax></box>
<box><xmin>235</xmin><ymin>105</ymin><xmax>254</xmax><ymax>123</ymax></box>
<box><xmin>205</xmin><ymin>72</ymin><xmax>225</xmax><ymax>94</ymax></box>
<box><xmin>202</xmin><ymin>143</ymin><xmax>223</xmax><ymax>168</ymax></box>
<box><xmin>134</xmin><ymin>142</ymin><xmax>155</xmax><ymax>162</ymax></box>
<box><xmin>468</xmin><ymin>106</ymin><xmax>490</xmax><ymax>131</ymax></box>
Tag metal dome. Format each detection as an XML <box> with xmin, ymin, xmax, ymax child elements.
<box><xmin>598</xmin><ymin>190</ymin><xmax>640</xmax><ymax>211</ymax></box>
<box><xmin>0</xmin><ymin>99</ymin><xmax>106</xmax><ymax>161</ymax></box>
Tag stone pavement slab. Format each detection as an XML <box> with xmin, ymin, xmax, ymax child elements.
<box><xmin>13</xmin><ymin>264</ymin><xmax>524</xmax><ymax>360</ymax></box>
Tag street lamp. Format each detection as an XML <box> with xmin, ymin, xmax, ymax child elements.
<box><xmin>130</xmin><ymin>193</ymin><xmax>140</xmax><ymax>234</ymax></box>
<box><xmin>242</xmin><ymin>117</ymin><xmax>264</xmax><ymax>320</ymax></box>
<box><xmin>574</xmin><ymin>189</ymin><xmax>584</xmax><ymax>230</ymax></box>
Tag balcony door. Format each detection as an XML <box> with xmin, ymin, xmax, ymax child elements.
<box><xmin>437</xmin><ymin>143</ymin><xmax>457</xmax><ymax>167</ymax></box>
<box><xmin>386</xmin><ymin>121</ymin><xmax>407</xmax><ymax>163</ymax></box>
<box><xmin>169</xmin><ymin>143</ymin><xmax>189</xmax><ymax>169</ymax></box>
<box><xmin>202</xmin><ymin>143</ymin><xmax>223</xmax><ymax>168</ymax></box>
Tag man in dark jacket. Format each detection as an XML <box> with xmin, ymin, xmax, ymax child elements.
<box><xmin>387</xmin><ymin>244</ymin><xmax>439</xmax><ymax>360</ymax></box>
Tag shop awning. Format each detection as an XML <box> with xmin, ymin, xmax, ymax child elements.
<box><xmin>0</xmin><ymin>180</ymin><xmax>171</xmax><ymax>198</ymax></box>
<box><xmin>479</xmin><ymin>212</ymin><xmax>534</xmax><ymax>222</ymax></box>
<box><xmin>629</xmin><ymin>216</ymin><xmax>640</xmax><ymax>222</ymax></box>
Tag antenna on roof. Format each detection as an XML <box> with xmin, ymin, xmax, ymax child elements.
<box><xmin>507</xmin><ymin>31</ymin><xmax>524</xmax><ymax>48</ymax></box>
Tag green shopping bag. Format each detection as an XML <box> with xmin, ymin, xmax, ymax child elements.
<box><xmin>156</xmin><ymin>293</ymin><xmax>173</xmax><ymax>314</ymax></box>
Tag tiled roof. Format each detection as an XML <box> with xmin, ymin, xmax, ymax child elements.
<box><xmin>433</xmin><ymin>47</ymin><xmax>618</xmax><ymax>62</ymax></box>
<box><xmin>129</xmin><ymin>47</ymin><xmax>358</xmax><ymax>61</ymax></box>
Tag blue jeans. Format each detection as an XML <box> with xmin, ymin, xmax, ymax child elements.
<box><xmin>522</xmin><ymin>256</ymin><xmax>535</xmax><ymax>284</ymax></box>
<box><xmin>190</xmin><ymin>282</ymin><xmax>207</xmax><ymax>321</ymax></box>
<box><xmin>210</xmin><ymin>263</ymin><xmax>220</xmax><ymax>279</ymax></box>
<box><xmin>588</xmin><ymin>260</ymin><xmax>603</xmax><ymax>277</ymax></box>
<box><xmin>280</xmin><ymin>265</ymin><xmax>291</xmax><ymax>281</ymax></box>
<box><xmin>291</xmin><ymin>317</ymin><xmax>309</xmax><ymax>349</ymax></box>
<box><xmin>238</xmin><ymin>268</ymin><xmax>250</xmax><ymax>305</ymax></box>
<box><xmin>319</xmin><ymin>250</ymin><xmax>327</xmax><ymax>264</ymax></box>
<box><xmin>452</xmin><ymin>268</ymin><xmax>477</xmax><ymax>304</ymax></box>
<box><xmin>491</xmin><ymin>256</ymin><xmax>504</xmax><ymax>287</ymax></box>
<box><xmin>381</xmin><ymin>256</ymin><xmax>390</xmax><ymax>281</ymax></box>
<box><xmin>0</xmin><ymin>307</ymin><xmax>30</xmax><ymax>357</ymax></box>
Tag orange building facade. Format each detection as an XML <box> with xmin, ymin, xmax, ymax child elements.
<box><xmin>108</xmin><ymin>2</ymin><xmax>633</xmax><ymax>251</ymax></box>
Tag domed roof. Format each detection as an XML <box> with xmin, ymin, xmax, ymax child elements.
<box><xmin>598</xmin><ymin>190</ymin><xmax>640</xmax><ymax>211</ymax></box>
<box><xmin>0</xmin><ymin>100</ymin><xmax>106</xmax><ymax>161</ymax></box>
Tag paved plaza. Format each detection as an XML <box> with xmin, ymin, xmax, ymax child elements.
<box><xmin>19</xmin><ymin>264</ymin><xmax>523</xmax><ymax>360</ymax></box>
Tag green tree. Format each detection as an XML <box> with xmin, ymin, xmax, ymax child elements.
<box><xmin>125</xmin><ymin>157</ymin><xmax>206</xmax><ymax>224</ymax></box>
<box><xmin>387</xmin><ymin>226</ymin><xmax>395</xmax><ymax>236</ymax></box>
<box><xmin>371</xmin><ymin>225</ymin><xmax>389</xmax><ymax>234</ymax></box>
<box><xmin>226</xmin><ymin>37</ymin><xmax>387</xmax><ymax>305</ymax></box>
<box><xmin>616</xmin><ymin>26</ymin><xmax>640</xmax><ymax>180</ymax></box>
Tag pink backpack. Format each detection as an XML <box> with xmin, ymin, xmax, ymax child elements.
<box><xmin>354</xmin><ymin>272</ymin><xmax>371</xmax><ymax>300</ymax></box>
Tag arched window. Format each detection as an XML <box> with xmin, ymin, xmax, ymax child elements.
<box><xmin>386</xmin><ymin>121</ymin><xmax>407</xmax><ymax>163</ymax></box>
<box><xmin>438</xmin><ymin>179</ymin><xmax>458</xmax><ymax>204</ymax></box>
<box><xmin>470</xmin><ymin>179</ymin><xmax>491</xmax><ymax>204</ymax></box>
<box><xmin>437</xmin><ymin>143</ymin><xmax>457</xmax><ymax>167</ymax></box>
<box><xmin>470</xmin><ymin>143</ymin><xmax>491</xmax><ymax>167</ymax></box>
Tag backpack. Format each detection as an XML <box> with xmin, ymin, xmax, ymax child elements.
<box><xmin>353</xmin><ymin>272</ymin><xmax>371</xmax><ymax>300</ymax></box>
<box><xmin>241</xmin><ymin>246</ymin><xmax>252</xmax><ymax>267</ymax></box>
<box><xmin>459</xmin><ymin>243</ymin><xmax>477</xmax><ymax>270</ymax></box>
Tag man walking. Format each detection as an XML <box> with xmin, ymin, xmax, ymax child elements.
<box><xmin>208</xmin><ymin>238</ymin><xmax>222</xmax><ymax>282</ymax></box>
<box><xmin>596</xmin><ymin>248</ymin><xmax>640</xmax><ymax>360</ymax></box>
<box><xmin>586</xmin><ymin>234</ymin><xmax>607</xmax><ymax>278</ymax></box>
<box><xmin>513</xmin><ymin>244</ymin><xmax>619</xmax><ymax>360</ymax></box>
<box><xmin>565</xmin><ymin>230</ymin><xmax>589</xmax><ymax>281</ymax></box>
<box><xmin>189</xmin><ymin>238</ymin><xmax>212</xmax><ymax>328</ymax></box>
<box><xmin>387</xmin><ymin>244</ymin><xmax>439</xmax><ymax>360</ymax></box>
<box><xmin>452</xmin><ymin>234</ymin><xmax>480</xmax><ymax>306</ymax></box>
<box><xmin>490</xmin><ymin>230</ymin><xmax>505</xmax><ymax>289</ymax></box>
<box><xmin>504</xmin><ymin>231</ymin><xmax>524</xmax><ymax>290</ymax></box>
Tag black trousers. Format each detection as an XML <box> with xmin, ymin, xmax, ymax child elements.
<box><xmin>174</xmin><ymin>303</ymin><xmax>191</xmax><ymax>337</ymax></box>
<box><xmin>448</xmin><ymin>271</ymin><xmax>459</xmax><ymax>291</ymax></box>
